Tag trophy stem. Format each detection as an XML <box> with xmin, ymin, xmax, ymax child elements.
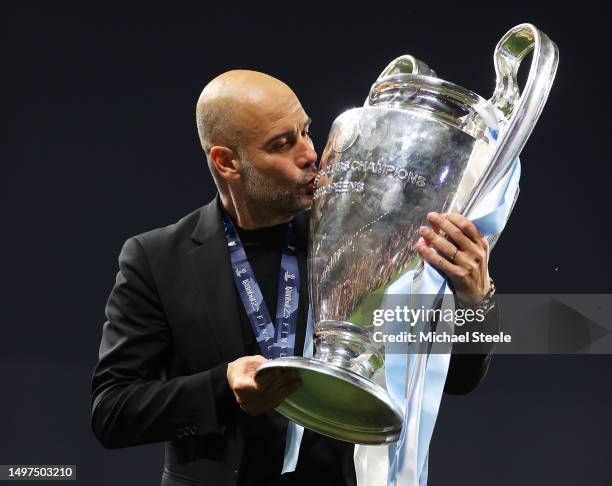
<box><xmin>313</xmin><ymin>320</ymin><xmax>384</xmax><ymax>379</ymax></box>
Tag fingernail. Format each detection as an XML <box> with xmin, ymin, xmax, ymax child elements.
<box><xmin>419</xmin><ymin>226</ymin><xmax>428</xmax><ymax>235</ymax></box>
<box><xmin>427</xmin><ymin>212</ymin><xmax>440</xmax><ymax>221</ymax></box>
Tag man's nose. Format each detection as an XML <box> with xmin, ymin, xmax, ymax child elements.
<box><xmin>295</xmin><ymin>137</ymin><xmax>318</xmax><ymax>170</ymax></box>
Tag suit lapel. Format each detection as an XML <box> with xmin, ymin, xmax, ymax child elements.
<box><xmin>188</xmin><ymin>197</ymin><xmax>246</xmax><ymax>361</ymax></box>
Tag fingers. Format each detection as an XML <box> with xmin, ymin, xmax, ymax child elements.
<box><xmin>427</xmin><ymin>213</ymin><xmax>446</xmax><ymax>237</ymax></box>
<box><xmin>254</xmin><ymin>368</ymin><xmax>299</xmax><ymax>392</ymax></box>
<box><xmin>241</xmin><ymin>355</ymin><xmax>268</xmax><ymax>372</ymax></box>
<box><xmin>445</xmin><ymin>213</ymin><xmax>489</xmax><ymax>264</ymax></box>
<box><xmin>417</xmin><ymin>226</ymin><xmax>481</xmax><ymax>279</ymax></box>
<box><xmin>229</xmin><ymin>358</ymin><xmax>302</xmax><ymax>415</ymax></box>
<box><xmin>240</xmin><ymin>377</ymin><xmax>302</xmax><ymax>416</ymax></box>
<box><xmin>426</xmin><ymin>212</ymin><xmax>482</xmax><ymax>259</ymax></box>
<box><xmin>253</xmin><ymin>368</ymin><xmax>282</xmax><ymax>390</ymax></box>
<box><xmin>230</xmin><ymin>355</ymin><xmax>268</xmax><ymax>381</ymax></box>
<box><xmin>445</xmin><ymin>213</ymin><xmax>482</xmax><ymax>244</ymax></box>
<box><xmin>418</xmin><ymin>226</ymin><xmax>463</xmax><ymax>263</ymax></box>
<box><xmin>414</xmin><ymin>237</ymin><xmax>467</xmax><ymax>281</ymax></box>
<box><xmin>262</xmin><ymin>370</ymin><xmax>300</xmax><ymax>394</ymax></box>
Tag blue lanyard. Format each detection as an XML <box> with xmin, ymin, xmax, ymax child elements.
<box><xmin>222</xmin><ymin>211</ymin><xmax>300</xmax><ymax>359</ymax></box>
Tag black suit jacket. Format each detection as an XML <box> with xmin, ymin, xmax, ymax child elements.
<box><xmin>91</xmin><ymin>196</ymin><xmax>494</xmax><ymax>485</ymax></box>
<box><xmin>91</xmin><ymin>196</ymin><xmax>354</xmax><ymax>486</ymax></box>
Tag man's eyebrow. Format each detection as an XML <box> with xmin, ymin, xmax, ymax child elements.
<box><xmin>263</xmin><ymin>117</ymin><xmax>312</xmax><ymax>147</ymax></box>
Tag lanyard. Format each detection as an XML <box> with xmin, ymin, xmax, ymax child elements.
<box><xmin>222</xmin><ymin>211</ymin><xmax>300</xmax><ymax>359</ymax></box>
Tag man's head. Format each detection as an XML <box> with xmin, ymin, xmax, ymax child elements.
<box><xmin>196</xmin><ymin>70</ymin><xmax>317</xmax><ymax>223</ymax></box>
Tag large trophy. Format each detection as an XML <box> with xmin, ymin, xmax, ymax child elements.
<box><xmin>257</xmin><ymin>24</ymin><xmax>558</xmax><ymax>443</ymax></box>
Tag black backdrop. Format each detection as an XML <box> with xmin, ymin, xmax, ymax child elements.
<box><xmin>3</xmin><ymin>5</ymin><xmax>611</xmax><ymax>485</ymax></box>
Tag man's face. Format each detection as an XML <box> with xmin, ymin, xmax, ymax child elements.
<box><xmin>236</xmin><ymin>95</ymin><xmax>318</xmax><ymax>217</ymax></box>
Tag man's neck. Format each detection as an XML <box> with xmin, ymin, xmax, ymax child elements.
<box><xmin>220</xmin><ymin>191</ymin><xmax>293</xmax><ymax>230</ymax></box>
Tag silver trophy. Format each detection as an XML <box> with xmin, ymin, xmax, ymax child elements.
<box><xmin>257</xmin><ymin>24</ymin><xmax>558</xmax><ymax>443</ymax></box>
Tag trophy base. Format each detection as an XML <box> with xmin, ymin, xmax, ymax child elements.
<box><xmin>255</xmin><ymin>356</ymin><xmax>403</xmax><ymax>444</ymax></box>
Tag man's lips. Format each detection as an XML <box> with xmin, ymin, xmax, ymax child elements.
<box><xmin>303</xmin><ymin>174</ymin><xmax>317</xmax><ymax>191</ymax></box>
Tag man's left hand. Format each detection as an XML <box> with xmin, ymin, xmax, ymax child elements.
<box><xmin>414</xmin><ymin>212</ymin><xmax>491</xmax><ymax>307</ymax></box>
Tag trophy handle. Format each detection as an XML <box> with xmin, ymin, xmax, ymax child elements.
<box><xmin>461</xmin><ymin>23</ymin><xmax>559</xmax><ymax>216</ymax></box>
<box><xmin>364</xmin><ymin>55</ymin><xmax>436</xmax><ymax>106</ymax></box>
<box><xmin>376</xmin><ymin>54</ymin><xmax>436</xmax><ymax>79</ymax></box>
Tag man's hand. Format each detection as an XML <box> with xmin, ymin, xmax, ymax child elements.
<box><xmin>414</xmin><ymin>212</ymin><xmax>491</xmax><ymax>306</ymax></box>
<box><xmin>226</xmin><ymin>355</ymin><xmax>301</xmax><ymax>416</ymax></box>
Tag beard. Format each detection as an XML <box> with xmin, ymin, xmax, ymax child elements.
<box><xmin>240</xmin><ymin>158</ymin><xmax>314</xmax><ymax>218</ymax></box>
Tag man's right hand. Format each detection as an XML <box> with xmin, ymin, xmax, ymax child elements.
<box><xmin>226</xmin><ymin>355</ymin><xmax>301</xmax><ymax>416</ymax></box>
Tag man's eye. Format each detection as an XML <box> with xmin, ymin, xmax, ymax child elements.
<box><xmin>273</xmin><ymin>141</ymin><xmax>290</xmax><ymax>150</ymax></box>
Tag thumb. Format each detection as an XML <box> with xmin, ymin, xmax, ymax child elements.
<box><xmin>243</xmin><ymin>355</ymin><xmax>268</xmax><ymax>373</ymax></box>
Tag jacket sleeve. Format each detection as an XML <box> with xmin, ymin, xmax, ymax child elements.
<box><xmin>90</xmin><ymin>237</ymin><xmax>236</xmax><ymax>449</ymax></box>
<box><xmin>443</xmin><ymin>301</ymin><xmax>499</xmax><ymax>395</ymax></box>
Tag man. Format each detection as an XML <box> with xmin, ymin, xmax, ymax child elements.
<box><xmin>90</xmin><ymin>70</ymin><xmax>497</xmax><ymax>485</ymax></box>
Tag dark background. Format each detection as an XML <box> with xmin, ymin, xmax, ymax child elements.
<box><xmin>3</xmin><ymin>5</ymin><xmax>610</xmax><ymax>485</ymax></box>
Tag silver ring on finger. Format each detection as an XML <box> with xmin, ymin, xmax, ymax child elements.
<box><xmin>449</xmin><ymin>246</ymin><xmax>458</xmax><ymax>262</ymax></box>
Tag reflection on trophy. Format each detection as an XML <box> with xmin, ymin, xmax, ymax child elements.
<box><xmin>256</xmin><ymin>23</ymin><xmax>558</xmax><ymax>444</ymax></box>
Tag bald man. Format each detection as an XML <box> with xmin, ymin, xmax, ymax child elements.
<box><xmin>91</xmin><ymin>70</ymin><xmax>498</xmax><ymax>486</ymax></box>
<box><xmin>90</xmin><ymin>71</ymin><xmax>357</xmax><ymax>486</ymax></box>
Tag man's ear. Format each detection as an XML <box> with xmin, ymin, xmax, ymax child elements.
<box><xmin>209</xmin><ymin>146</ymin><xmax>241</xmax><ymax>182</ymax></box>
